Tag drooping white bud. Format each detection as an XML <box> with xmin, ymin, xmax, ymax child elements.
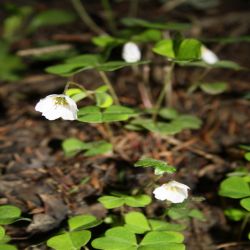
<box><xmin>122</xmin><ymin>42</ymin><xmax>141</xmax><ymax>63</ymax></box>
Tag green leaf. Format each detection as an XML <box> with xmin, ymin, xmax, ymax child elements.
<box><xmin>153</xmin><ymin>40</ymin><xmax>175</xmax><ymax>59</ymax></box>
<box><xmin>78</xmin><ymin>105</ymin><xmax>136</xmax><ymax>123</ymax></box>
<box><xmin>102</xmin><ymin>105</ymin><xmax>137</xmax><ymax>122</ymax></box>
<box><xmin>244</xmin><ymin>152</ymin><xmax>250</xmax><ymax>161</ymax></box>
<box><xmin>153</xmin><ymin>39</ymin><xmax>201</xmax><ymax>61</ymax></box>
<box><xmin>0</xmin><ymin>244</ymin><xmax>17</xmax><ymax>250</ymax></box>
<box><xmin>66</xmin><ymin>54</ymin><xmax>102</xmax><ymax>65</ymax></box>
<box><xmin>179</xmin><ymin>60</ymin><xmax>244</xmax><ymax>70</ymax></box>
<box><xmin>167</xmin><ymin>207</ymin><xmax>190</xmax><ymax>220</ymax></box>
<box><xmin>47</xmin><ymin>230</ymin><xmax>91</xmax><ymax>250</ymax></box>
<box><xmin>224</xmin><ymin>208</ymin><xmax>246</xmax><ymax>221</ymax></box>
<box><xmin>240</xmin><ymin>197</ymin><xmax>250</xmax><ymax>211</ymax></box>
<box><xmin>62</xmin><ymin>138</ymin><xmax>112</xmax><ymax>157</ymax></box>
<box><xmin>0</xmin><ymin>205</ymin><xmax>21</xmax><ymax>225</ymax></box>
<box><xmin>149</xmin><ymin>219</ymin><xmax>186</xmax><ymax>232</ymax></box>
<box><xmin>29</xmin><ymin>9</ymin><xmax>76</xmax><ymax>32</ymax></box>
<box><xmin>91</xmin><ymin>226</ymin><xmax>137</xmax><ymax>250</ymax></box>
<box><xmin>83</xmin><ymin>141</ymin><xmax>112</xmax><ymax>157</ymax></box>
<box><xmin>98</xmin><ymin>194</ymin><xmax>151</xmax><ymax>209</ymax></box>
<box><xmin>95</xmin><ymin>92</ymin><xmax>113</xmax><ymax>108</ymax></box>
<box><xmin>159</xmin><ymin>108</ymin><xmax>179</xmax><ymax>120</ymax></box>
<box><xmin>98</xmin><ymin>196</ymin><xmax>124</xmax><ymax>209</ymax></box>
<box><xmin>121</xmin><ymin>18</ymin><xmax>191</xmax><ymax>31</ymax></box>
<box><xmin>124</xmin><ymin>195</ymin><xmax>151</xmax><ymax>207</ymax></box>
<box><xmin>132</xmin><ymin>29</ymin><xmax>162</xmax><ymax>43</ymax></box>
<box><xmin>219</xmin><ymin>177</ymin><xmax>250</xmax><ymax>198</ymax></box>
<box><xmin>78</xmin><ymin>106</ymin><xmax>103</xmax><ymax>123</ymax></box>
<box><xmin>200</xmin><ymin>82</ymin><xmax>228</xmax><ymax>95</ymax></box>
<box><xmin>171</xmin><ymin>115</ymin><xmax>202</xmax><ymax>130</ymax></box>
<box><xmin>124</xmin><ymin>212</ymin><xmax>150</xmax><ymax>234</ymax></box>
<box><xmin>134</xmin><ymin>158</ymin><xmax>176</xmax><ymax>175</ymax></box>
<box><xmin>176</xmin><ymin>39</ymin><xmax>201</xmax><ymax>61</ymax></box>
<box><xmin>188</xmin><ymin>209</ymin><xmax>206</xmax><ymax>221</ymax></box>
<box><xmin>45</xmin><ymin>63</ymin><xmax>91</xmax><ymax>76</ymax></box>
<box><xmin>0</xmin><ymin>41</ymin><xmax>25</xmax><ymax>81</ymax></box>
<box><xmin>96</xmin><ymin>61</ymin><xmax>149</xmax><ymax>72</ymax></box>
<box><xmin>68</xmin><ymin>214</ymin><xmax>100</xmax><ymax>231</ymax></box>
<box><xmin>138</xmin><ymin>231</ymin><xmax>185</xmax><ymax>250</ymax></box>
<box><xmin>0</xmin><ymin>226</ymin><xmax>5</xmax><ymax>240</ymax></box>
<box><xmin>62</xmin><ymin>138</ymin><xmax>85</xmax><ymax>157</ymax></box>
<box><xmin>65</xmin><ymin>88</ymin><xmax>88</xmax><ymax>102</ymax></box>
<box><xmin>92</xmin><ymin>35</ymin><xmax>124</xmax><ymax>48</ymax></box>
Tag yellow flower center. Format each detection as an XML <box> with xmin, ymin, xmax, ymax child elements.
<box><xmin>54</xmin><ymin>97</ymin><xmax>69</xmax><ymax>106</ymax></box>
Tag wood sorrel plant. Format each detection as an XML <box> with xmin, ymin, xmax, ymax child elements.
<box><xmin>219</xmin><ymin>147</ymin><xmax>250</xmax><ymax>240</ymax></box>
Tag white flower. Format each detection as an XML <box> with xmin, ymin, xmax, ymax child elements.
<box><xmin>201</xmin><ymin>46</ymin><xmax>219</xmax><ymax>64</ymax></box>
<box><xmin>122</xmin><ymin>42</ymin><xmax>141</xmax><ymax>63</ymax></box>
<box><xmin>153</xmin><ymin>181</ymin><xmax>190</xmax><ymax>203</ymax></box>
<box><xmin>35</xmin><ymin>94</ymin><xmax>78</xmax><ymax>120</ymax></box>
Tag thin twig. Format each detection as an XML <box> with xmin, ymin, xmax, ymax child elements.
<box><xmin>101</xmin><ymin>0</ymin><xmax>117</xmax><ymax>33</ymax></box>
<box><xmin>71</xmin><ymin>0</ymin><xmax>105</xmax><ymax>35</ymax></box>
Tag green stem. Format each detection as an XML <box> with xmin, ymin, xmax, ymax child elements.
<box><xmin>153</xmin><ymin>62</ymin><xmax>175</xmax><ymax>122</ymax></box>
<box><xmin>239</xmin><ymin>213</ymin><xmax>250</xmax><ymax>240</ymax></box>
<box><xmin>188</xmin><ymin>67</ymin><xmax>212</xmax><ymax>94</ymax></box>
<box><xmin>71</xmin><ymin>0</ymin><xmax>105</xmax><ymax>35</ymax></box>
<box><xmin>98</xmin><ymin>71</ymin><xmax>120</xmax><ymax>105</ymax></box>
<box><xmin>101</xmin><ymin>0</ymin><xmax>116</xmax><ymax>33</ymax></box>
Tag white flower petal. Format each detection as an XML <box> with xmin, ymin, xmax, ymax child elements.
<box><xmin>35</xmin><ymin>94</ymin><xmax>78</xmax><ymax>121</ymax></box>
<box><xmin>122</xmin><ymin>42</ymin><xmax>141</xmax><ymax>63</ymax></box>
<box><xmin>201</xmin><ymin>46</ymin><xmax>219</xmax><ymax>64</ymax></box>
<box><xmin>153</xmin><ymin>181</ymin><xmax>190</xmax><ymax>203</ymax></box>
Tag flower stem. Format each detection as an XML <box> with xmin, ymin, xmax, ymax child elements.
<box><xmin>71</xmin><ymin>0</ymin><xmax>105</xmax><ymax>35</ymax></box>
<box><xmin>101</xmin><ymin>0</ymin><xmax>116</xmax><ymax>33</ymax></box>
<box><xmin>98</xmin><ymin>71</ymin><xmax>120</xmax><ymax>105</ymax></box>
<box><xmin>153</xmin><ymin>62</ymin><xmax>175</xmax><ymax>122</ymax></box>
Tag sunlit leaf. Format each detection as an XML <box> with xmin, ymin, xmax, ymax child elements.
<box><xmin>135</xmin><ymin>158</ymin><xmax>176</xmax><ymax>175</ymax></box>
<box><xmin>219</xmin><ymin>177</ymin><xmax>250</xmax><ymax>198</ymax></box>
<box><xmin>47</xmin><ymin>230</ymin><xmax>91</xmax><ymax>250</ymax></box>
<box><xmin>65</xmin><ymin>88</ymin><xmax>88</xmax><ymax>102</ymax></box>
<box><xmin>240</xmin><ymin>197</ymin><xmax>250</xmax><ymax>211</ymax></box>
<box><xmin>68</xmin><ymin>214</ymin><xmax>101</xmax><ymax>231</ymax></box>
<box><xmin>224</xmin><ymin>208</ymin><xmax>246</xmax><ymax>221</ymax></box>
<box><xmin>91</xmin><ymin>226</ymin><xmax>137</xmax><ymax>250</ymax></box>
<box><xmin>0</xmin><ymin>205</ymin><xmax>21</xmax><ymax>225</ymax></box>
<box><xmin>124</xmin><ymin>212</ymin><xmax>150</xmax><ymax>234</ymax></box>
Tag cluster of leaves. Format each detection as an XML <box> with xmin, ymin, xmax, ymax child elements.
<box><xmin>0</xmin><ymin>205</ymin><xmax>22</xmax><ymax>250</ymax></box>
<box><xmin>127</xmin><ymin>107</ymin><xmax>202</xmax><ymax>135</ymax></box>
<box><xmin>1</xmin><ymin>4</ymin><xmax>76</xmax><ymax>81</ymax></box>
<box><xmin>219</xmin><ymin>146</ymin><xmax>250</xmax><ymax>239</ymax></box>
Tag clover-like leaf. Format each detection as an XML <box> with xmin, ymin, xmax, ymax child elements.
<box><xmin>65</xmin><ymin>88</ymin><xmax>88</xmax><ymax>102</ymax></box>
<box><xmin>149</xmin><ymin>219</ymin><xmax>186</xmax><ymax>232</ymax></box>
<box><xmin>0</xmin><ymin>205</ymin><xmax>21</xmax><ymax>225</ymax></box>
<box><xmin>138</xmin><ymin>231</ymin><xmax>185</xmax><ymax>250</ymax></box>
<box><xmin>240</xmin><ymin>197</ymin><xmax>250</xmax><ymax>212</ymax></box>
<box><xmin>219</xmin><ymin>177</ymin><xmax>250</xmax><ymax>198</ymax></box>
<box><xmin>91</xmin><ymin>226</ymin><xmax>137</xmax><ymax>250</ymax></box>
<box><xmin>47</xmin><ymin>230</ymin><xmax>91</xmax><ymax>250</ymax></box>
<box><xmin>68</xmin><ymin>214</ymin><xmax>101</xmax><ymax>231</ymax></box>
<box><xmin>200</xmin><ymin>82</ymin><xmax>228</xmax><ymax>95</ymax></box>
<box><xmin>135</xmin><ymin>158</ymin><xmax>176</xmax><ymax>175</ymax></box>
<box><xmin>124</xmin><ymin>212</ymin><xmax>150</xmax><ymax>234</ymax></box>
